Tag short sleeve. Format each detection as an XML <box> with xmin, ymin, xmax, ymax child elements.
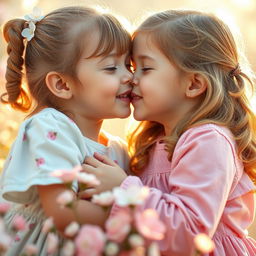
<box><xmin>1</xmin><ymin>110</ymin><xmax>86</xmax><ymax>204</ymax></box>
<box><xmin>110</xmin><ymin>125</ymin><xmax>238</xmax><ymax>255</ymax></box>
<box><xmin>106</xmin><ymin>132</ymin><xmax>130</xmax><ymax>174</ymax></box>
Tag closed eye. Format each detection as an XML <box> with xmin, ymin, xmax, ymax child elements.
<box><xmin>104</xmin><ymin>67</ymin><xmax>117</xmax><ymax>71</ymax></box>
<box><xmin>142</xmin><ymin>67</ymin><xmax>153</xmax><ymax>72</ymax></box>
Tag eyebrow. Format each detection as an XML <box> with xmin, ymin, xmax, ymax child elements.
<box><xmin>97</xmin><ymin>53</ymin><xmax>130</xmax><ymax>64</ymax></box>
<box><xmin>135</xmin><ymin>55</ymin><xmax>155</xmax><ymax>61</ymax></box>
<box><xmin>97</xmin><ymin>53</ymin><xmax>117</xmax><ymax>64</ymax></box>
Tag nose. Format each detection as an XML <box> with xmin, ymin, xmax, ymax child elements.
<box><xmin>131</xmin><ymin>75</ymin><xmax>139</xmax><ymax>86</ymax></box>
<box><xmin>121</xmin><ymin>69</ymin><xmax>133</xmax><ymax>85</ymax></box>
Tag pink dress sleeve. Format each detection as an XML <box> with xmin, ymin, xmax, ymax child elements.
<box><xmin>110</xmin><ymin>126</ymin><xmax>238</xmax><ymax>255</ymax></box>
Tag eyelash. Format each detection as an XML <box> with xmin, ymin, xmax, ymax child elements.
<box><xmin>104</xmin><ymin>67</ymin><xmax>117</xmax><ymax>71</ymax></box>
<box><xmin>141</xmin><ymin>67</ymin><xmax>153</xmax><ymax>72</ymax></box>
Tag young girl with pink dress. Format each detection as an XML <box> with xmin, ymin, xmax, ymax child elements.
<box><xmin>82</xmin><ymin>9</ymin><xmax>256</xmax><ymax>256</ymax></box>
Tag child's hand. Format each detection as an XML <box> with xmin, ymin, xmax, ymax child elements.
<box><xmin>78</xmin><ymin>152</ymin><xmax>127</xmax><ymax>199</ymax></box>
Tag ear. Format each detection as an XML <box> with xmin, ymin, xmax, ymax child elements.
<box><xmin>45</xmin><ymin>71</ymin><xmax>73</xmax><ymax>99</ymax></box>
<box><xmin>185</xmin><ymin>73</ymin><xmax>207</xmax><ymax>98</ymax></box>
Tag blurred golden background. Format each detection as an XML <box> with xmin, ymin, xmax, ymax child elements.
<box><xmin>0</xmin><ymin>0</ymin><xmax>255</xmax><ymax>237</ymax></box>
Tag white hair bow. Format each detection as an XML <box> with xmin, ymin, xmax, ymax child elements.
<box><xmin>21</xmin><ymin>7</ymin><xmax>44</xmax><ymax>41</ymax></box>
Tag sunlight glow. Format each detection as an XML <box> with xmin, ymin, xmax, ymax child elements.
<box><xmin>92</xmin><ymin>5</ymin><xmax>110</xmax><ymax>14</ymax></box>
<box><xmin>232</xmin><ymin>0</ymin><xmax>255</xmax><ymax>10</ymax></box>
<box><xmin>22</xmin><ymin>0</ymin><xmax>39</xmax><ymax>11</ymax></box>
<box><xmin>215</xmin><ymin>8</ymin><xmax>239</xmax><ymax>36</ymax></box>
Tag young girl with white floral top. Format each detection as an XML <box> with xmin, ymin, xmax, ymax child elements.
<box><xmin>0</xmin><ymin>6</ymin><xmax>132</xmax><ymax>255</ymax></box>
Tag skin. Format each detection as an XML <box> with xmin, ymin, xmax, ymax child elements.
<box><xmin>80</xmin><ymin>32</ymin><xmax>207</xmax><ymax>198</ymax></box>
<box><xmin>131</xmin><ymin>33</ymin><xmax>200</xmax><ymax>135</ymax></box>
<box><xmin>37</xmin><ymin>30</ymin><xmax>133</xmax><ymax>232</ymax></box>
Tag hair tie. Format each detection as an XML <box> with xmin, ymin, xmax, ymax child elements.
<box><xmin>21</xmin><ymin>7</ymin><xmax>44</xmax><ymax>41</ymax></box>
<box><xmin>229</xmin><ymin>64</ymin><xmax>241</xmax><ymax>77</ymax></box>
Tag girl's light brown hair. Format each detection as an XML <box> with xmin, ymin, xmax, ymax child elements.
<box><xmin>1</xmin><ymin>6</ymin><xmax>131</xmax><ymax>115</ymax></box>
<box><xmin>128</xmin><ymin>10</ymin><xmax>256</xmax><ymax>184</ymax></box>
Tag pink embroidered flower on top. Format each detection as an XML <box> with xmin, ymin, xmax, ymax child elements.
<box><xmin>47</xmin><ymin>131</ymin><xmax>57</xmax><ymax>140</ymax></box>
<box><xmin>22</xmin><ymin>133</ymin><xmax>27</xmax><ymax>141</ymax></box>
<box><xmin>29</xmin><ymin>223</ymin><xmax>35</xmax><ymax>230</ymax></box>
<box><xmin>14</xmin><ymin>235</ymin><xmax>20</xmax><ymax>242</ymax></box>
<box><xmin>35</xmin><ymin>158</ymin><xmax>45</xmax><ymax>167</ymax></box>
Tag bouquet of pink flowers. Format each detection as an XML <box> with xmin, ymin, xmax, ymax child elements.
<box><xmin>0</xmin><ymin>165</ymin><xmax>215</xmax><ymax>256</ymax></box>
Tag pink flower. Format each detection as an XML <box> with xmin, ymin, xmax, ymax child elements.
<box><xmin>0</xmin><ymin>202</ymin><xmax>11</xmax><ymax>214</ymax></box>
<box><xmin>105</xmin><ymin>211</ymin><xmax>132</xmax><ymax>243</ymax></box>
<box><xmin>47</xmin><ymin>131</ymin><xmax>57</xmax><ymax>140</ymax></box>
<box><xmin>56</xmin><ymin>191</ymin><xmax>74</xmax><ymax>207</ymax></box>
<box><xmin>64</xmin><ymin>221</ymin><xmax>80</xmax><ymax>237</ymax></box>
<box><xmin>12</xmin><ymin>215</ymin><xmax>26</xmax><ymax>231</ymax></box>
<box><xmin>24</xmin><ymin>244</ymin><xmax>38</xmax><ymax>255</ymax></box>
<box><xmin>92</xmin><ymin>191</ymin><xmax>115</xmax><ymax>206</ymax></box>
<box><xmin>135</xmin><ymin>209</ymin><xmax>166</xmax><ymax>240</ymax></box>
<box><xmin>47</xmin><ymin>233</ymin><xmax>59</xmax><ymax>254</ymax></box>
<box><xmin>75</xmin><ymin>225</ymin><xmax>106</xmax><ymax>256</ymax></box>
<box><xmin>42</xmin><ymin>217</ymin><xmax>54</xmax><ymax>233</ymax></box>
<box><xmin>194</xmin><ymin>233</ymin><xmax>215</xmax><ymax>254</ymax></box>
<box><xmin>35</xmin><ymin>158</ymin><xmax>45</xmax><ymax>167</ymax></box>
<box><xmin>51</xmin><ymin>165</ymin><xmax>82</xmax><ymax>183</ymax></box>
<box><xmin>113</xmin><ymin>186</ymin><xmax>149</xmax><ymax>207</ymax></box>
<box><xmin>77</xmin><ymin>172</ymin><xmax>100</xmax><ymax>186</ymax></box>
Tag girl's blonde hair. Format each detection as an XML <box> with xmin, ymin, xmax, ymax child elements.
<box><xmin>128</xmin><ymin>10</ymin><xmax>256</xmax><ymax>184</ymax></box>
<box><xmin>1</xmin><ymin>6</ymin><xmax>131</xmax><ymax>115</ymax></box>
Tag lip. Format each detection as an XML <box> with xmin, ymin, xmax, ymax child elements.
<box><xmin>116</xmin><ymin>89</ymin><xmax>133</xmax><ymax>102</ymax></box>
<box><xmin>130</xmin><ymin>92</ymin><xmax>142</xmax><ymax>102</ymax></box>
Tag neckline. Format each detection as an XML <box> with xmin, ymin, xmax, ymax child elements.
<box><xmin>39</xmin><ymin>108</ymin><xmax>111</xmax><ymax>151</ymax></box>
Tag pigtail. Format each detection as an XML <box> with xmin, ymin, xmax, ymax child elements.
<box><xmin>1</xmin><ymin>19</ymin><xmax>31</xmax><ymax>112</ymax></box>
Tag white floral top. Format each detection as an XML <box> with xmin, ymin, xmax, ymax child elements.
<box><xmin>0</xmin><ymin>107</ymin><xmax>129</xmax><ymax>256</ymax></box>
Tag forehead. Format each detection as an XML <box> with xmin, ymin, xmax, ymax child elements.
<box><xmin>80</xmin><ymin>30</ymin><xmax>101</xmax><ymax>58</ymax></box>
<box><xmin>80</xmin><ymin>27</ymin><xmax>131</xmax><ymax>59</ymax></box>
<box><xmin>132</xmin><ymin>33</ymin><xmax>162</xmax><ymax>59</ymax></box>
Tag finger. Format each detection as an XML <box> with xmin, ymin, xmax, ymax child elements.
<box><xmin>78</xmin><ymin>188</ymin><xmax>97</xmax><ymax>199</ymax></box>
<box><xmin>93</xmin><ymin>152</ymin><xmax>117</xmax><ymax>167</ymax></box>
<box><xmin>81</xmin><ymin>164</ymin><xmax>97</xmax><ymax>174</ymax></box>
<box><xmin>84</xmin><ymin>156</ymin><xmax>102</xmax><ymax>167</ymax></box>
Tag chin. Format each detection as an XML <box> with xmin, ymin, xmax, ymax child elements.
<box><xmin>115</xmin><ymin>107</ymin><xmax>132</xmax><ymax>118</ymax></box>
<box><xmin>118</xmin><ymin>110</ymin><xmax>132</xmax><ymax>118</ymax></box>
<box><xmin>133</xmin><ymin>112</ymin><xmax>146</xmax><ymax>121</ymax></box>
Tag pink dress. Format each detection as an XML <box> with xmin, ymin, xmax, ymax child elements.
<box><xmin>111</xmin><ymin>124</ymin><xmax>256</xmax><ymax>255</ymax></box>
